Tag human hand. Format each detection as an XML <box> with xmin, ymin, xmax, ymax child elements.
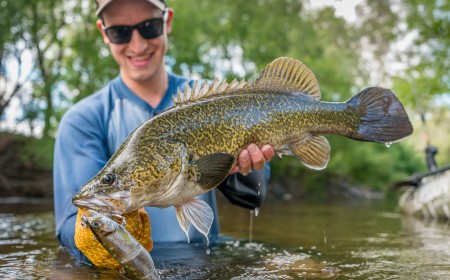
<box><xmin>230</xmin><ymin>143</ymin><xmax>275</xmax><ymax>175</ymax></box>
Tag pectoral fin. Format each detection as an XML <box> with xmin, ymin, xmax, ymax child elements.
<box><xmin>189</xmin><ymin>153</ymin><xmax>235</xmax><ymax>190</ymax></box>
<box><xmin>290</xmin><ymin>135</ymin><xmax>330</xmax><ymax>170</ymax></box>
<box><xmin>175</xmin><ymin>199</ymin><xmax>214</xmax><ymax>244</ymax></box>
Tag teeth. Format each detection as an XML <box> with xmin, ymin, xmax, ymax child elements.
<box><xmin>131</xmin><ymin>55</ymin><xmax>149</xmax><ymax>61</ymax></box>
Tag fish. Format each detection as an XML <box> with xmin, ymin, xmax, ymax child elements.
<box><xmin>81</xmin><ymin>209</ymin><xmax>160</xmax><ymax>280</ymax></box>
<box><xmin>73</xmin><ymin>57</ymin><xmax>413</xmax><ymax>242</ymax></box>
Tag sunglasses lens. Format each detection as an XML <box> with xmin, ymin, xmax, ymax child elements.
<box><xmin>139</xmin><ymin>19</ymin><xmax>164</xmax><ymax>40</ymax></box>
<box><xmin>105</xmin><ymin>26</ymin><xmax>131</xmax><ymax>44</ymax></box>
<box><xmin>104</xmin><ymin>18</ymin><xmax>164</xmax><ymax>44</ymax></box>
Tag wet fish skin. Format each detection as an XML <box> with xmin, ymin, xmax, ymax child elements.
<box><xmin>73</xmin><ymin>57</ymin><xmax>413</xmax><ymax>242</ymax></box>
<box><xmin>81</xmin><ymin>210</ymin><xmax>160</xmax><ymax>280</ymax></box>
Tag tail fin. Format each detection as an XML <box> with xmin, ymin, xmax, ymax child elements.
<box><xmin>348</xmin><ymin>87</ymin><xmax>413</xmax><ymax>143</ymax></box>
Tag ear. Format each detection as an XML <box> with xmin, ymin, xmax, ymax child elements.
<box><xmin>96</xmin><ymin>19</ymin><xmax>111</xmax><ymax>45</ymax></box>
<box><xmin>165</xmin><ymin>8</ymin><xmax>174</xmax><ymax>34</ymax></box>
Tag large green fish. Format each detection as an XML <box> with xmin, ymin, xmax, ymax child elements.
<box><xmin>73</xmin><ymin>57</ymin><xmax>413</xmax><ymax>241</ymax></box>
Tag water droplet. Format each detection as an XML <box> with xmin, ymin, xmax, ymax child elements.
<box><xmin>255</xmin><ymin>207</ymin><xmax>260</xmax><ymax>217</ymax></box>
<box><xmin>206</xmin><ymin>248</ymin><xmax>210</xmax><ymax>255</ymax></box>
<box><xmin>385</xmin><ymin>142</ymin><xmax>392</xmax><ymax>148</ymax></box>
<box><xmin>249</xmin><ymin>210</ymin><xmax>254</xmax><ymax>242</ymax></box>
<box><xmin>257</xmin><ymin>182</ymin><xmax>261</xmax><ymax>196</ymax></box>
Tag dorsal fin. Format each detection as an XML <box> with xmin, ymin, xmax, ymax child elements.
<box><xmin>173</xmin><ymin>57</ymin><xmax>320</xmax><ymax>106</ymax></box>
<box><xmin>173</xmin><ymin>78</ymin><xmax>250</xmax><ymax>107</ymax></box>
<box><xmin>252</xmin><ymin>57</ymin><xmax>321</xmax><ymax>101</ymax></box>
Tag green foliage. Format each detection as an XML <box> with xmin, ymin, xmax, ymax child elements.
<box><xmin>391</xmin><ymin>0</ymin><xmax>449</xmax><ymax>107</ymax></box>
<box><xmin>0</xmin><ymin>132</ymin><xmax>54</xmax><ymax>170</ymax></box>
<box><xmin>355</xmin><ymin>0</ymin><xmax>400</xmax><ymax>61</ymax></box>
<box><xmin>166</xmin><ymin>0</ymin><xmax>430</xmax><ymax>192</ymax></box>
<box><xmin>389</xmin><ymin>0</ymin><xmax>449</xmax><ymax>178</ymax></box>
<box><xmin>61</xmin><ymin>1</ymin><xmax>118</xmax><ymax>105</ymax></box>
<box><xmin>0</xmin><ymin>0</ymin><xmax>31</xmax><ymax>118</ymax></box>
<box><xmin>168</xmin><ymin>0</ymin><xmax>360</xmax><ymax>101</ymax></box>
<box><xmin>1</xmin><ymin>0</ymin><xmax>68</xmax><ymax>137</ymax></box>
<box><xmin>3</xmin><ymin>0</ymin><xmax>447</xmax><ymax>194</ymax></box>
<box><xmin>270</xmin><ymin>135</ymin><xmax>424</xmax><ymax>192</ymax></box>
<box><xmin>328</xmin><ymin>136</ymin><xmax>425</xmax><ymax>189</ymax></box>
<box><xmin>18</xmin><ymin>136</ymin><xmax>55</xmax><ymax>170</ymax></box>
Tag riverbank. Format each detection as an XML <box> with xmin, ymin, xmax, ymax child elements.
<box><xmin>0</xmin><ymin>133</ymin><xmax>53</xmax><ymax>198</ymax></box>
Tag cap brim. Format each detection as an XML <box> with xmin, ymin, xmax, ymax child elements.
<box><xmin>96</xmin><ymin>0</ymin><xmax>165</xmax><ymax>16</ymax></box>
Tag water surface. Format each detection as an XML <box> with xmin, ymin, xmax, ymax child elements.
<box><xmin>0</xmin><ymin>197</ymin><xmax>449</xmax><ymax>279</ymax></box>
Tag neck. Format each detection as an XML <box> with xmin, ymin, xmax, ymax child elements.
<box><xmin>121</xmin><ymin>71</ymin><xmax>169</xmax><ymax>108</ymax></box>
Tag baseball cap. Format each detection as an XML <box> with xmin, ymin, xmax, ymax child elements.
<box><xmin>96</xmin><ymin>0</ymin><xmax>166</xmax><ymax>16</ymax></box>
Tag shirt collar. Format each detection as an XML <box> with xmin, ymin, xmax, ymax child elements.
<box><xmin>113</xmin><ymin>75</ymin><xmax>174</xmax><ymax>114</ymax></box>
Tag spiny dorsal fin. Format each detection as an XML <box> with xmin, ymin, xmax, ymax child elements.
<box><xmin>253</xmin><ymin>57</ymin><xmax>321</xmax><ymax>101</ymax></box>
<box><xmin>173</xmin><ymin>78</ymin><xmax>250</xmax><ymax>107</ymax></box>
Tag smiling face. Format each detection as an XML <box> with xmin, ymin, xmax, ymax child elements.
<box><xmin>96</xmin><ymin>0</ymin><xmax>173</xmax><ymax>87</ymax></box>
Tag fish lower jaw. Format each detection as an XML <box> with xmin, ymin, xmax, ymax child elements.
<box><xmin>72</xmin><ymin>197</ymin><xmax>128</xmax><ymax>215</ymax></box>
<box><xmin>72</xmin><ymin>199</ymin><xmax>94</xmax><ymax>209</ymax></box>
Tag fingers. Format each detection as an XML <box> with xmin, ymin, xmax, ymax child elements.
<box><xmin>261</xmin><ymin>144</ymin><xmax>275</xmax><ymax>162</ymax></box>
<box><xmin>247</xmin><ymin>144</ymin><xmax>266</xmax><ymax>171</ymax></box>
<box><xmin>231</xmin><ymin>143</ymin><xmax>275</xmax><ymax>175</ymax></box>
<box><xmin>237</xmin><ymin>148</ymin><xmax>251</xmax><ymax>175</ymax></box>
<box><xmin>229</xmin><ymin>165</ymin><xmax>240</xmax><ymax>174</ymax></box>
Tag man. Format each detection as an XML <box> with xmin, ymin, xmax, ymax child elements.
<box><xmin>53</xmin><ymin>0</ymin><xmax>274</xmax><ymax>264</ymax></box>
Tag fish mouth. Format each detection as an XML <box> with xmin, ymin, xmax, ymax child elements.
<box><xmin>72</xmin><ymin>191</ymin><xmax>131</xmax><ymax>215</ymax></box>
<box><xmin>73</xmin><ymin>197</ymin><xmax>118</xmax><ymax>213</ymax></box>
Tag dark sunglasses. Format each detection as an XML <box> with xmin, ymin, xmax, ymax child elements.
<box><xmin>102</xmin><ymin>11</ymin><xmax>167</xmax><ymax>44</ymax></box>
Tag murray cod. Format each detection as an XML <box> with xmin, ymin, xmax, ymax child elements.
<box><xmin>73</xmin><ymin>57</ymin><xmax>413</xmax><ymax>242</ymax></box>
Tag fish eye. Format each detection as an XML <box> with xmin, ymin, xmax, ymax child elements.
<box><xmin>102</xmin><ymin>173</ymin><xmax>116</xmax><ymax>185</ymax></box>
<box><xmin>91</xmin><ymin>221</ymin><xmax>100</xmax><ymax>228</ymax></box>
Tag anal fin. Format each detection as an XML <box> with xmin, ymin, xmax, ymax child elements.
<box><xmin>176</xmin><ymin>199</ymin><xmax>214</xmax><ymax>244</ymax></box>
<box><xmin>290</xmin><ymin>135</ymin><xmax>330</xmax><ymax>170</ymax></box>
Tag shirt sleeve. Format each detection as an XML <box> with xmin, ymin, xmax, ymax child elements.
<box><xmin>53</xmin><ymin>106</ymin><xmax>109</xmax><ymax>261</ymax></box>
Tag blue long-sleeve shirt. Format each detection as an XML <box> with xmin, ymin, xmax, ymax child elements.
<box><xmin>53</xmin><ymin>73</ymin><xmax>269</xmax><ymax>262</ymax></box>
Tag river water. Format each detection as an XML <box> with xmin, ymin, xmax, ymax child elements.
<box><xmin>1</xmin><ymin>196</ymin><xmax>449</xmax><ymax>279</ymax></box>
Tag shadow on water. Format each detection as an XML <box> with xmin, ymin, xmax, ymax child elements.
<box><xmin>1</xmin><ymin>196</ymin><xmax>450</xmax><ymax>279</ymax></box>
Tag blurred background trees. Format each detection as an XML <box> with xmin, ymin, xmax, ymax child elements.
<box><xmin>0</xmin><ymin>0</ymin><xmax>448</xmax><ymax>194</ymax></box>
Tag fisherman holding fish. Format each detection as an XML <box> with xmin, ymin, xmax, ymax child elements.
<box><xmin>53</xmin><ymin>0</ymin><xmax>274</xmax><ymax>268</ymax></box>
